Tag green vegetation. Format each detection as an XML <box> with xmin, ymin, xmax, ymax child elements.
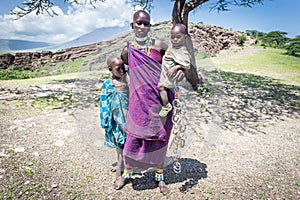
<box><xmin>0</xmin><ymin>68</ymin><xmax>33</xmax><ymax>80</ymax></box>
<box><xmin>285</xmin><ymin>36</ymin><xmax>300</xmax><ymax>56</ymax></box>
<box><xmin>207</xmin><ymin>187</ymin><xmax>214</xmax><ymax>195</ymax></box>
<box><xmin>260</xmin><ymin>31</ymin><xmax>288</xmax><ymax>48</ymax></box>
<box><xmin>246</xmin><ymin>30</ymin><xmax>300</xmax><ymax>56</ymax></box>
<box><xmin>0</xmin><ymin>58</ymin><xmax>85</xmax><ymax>80</ymax></box>
<box><xmin>236</xmin><ymin>34</ymin><xmax>247</xmax><ymax>46</ymax></box>
<box><xmin>211</xmin><ymin>47</ymin><xmax>300</xmax><ymax>86</ymax></box>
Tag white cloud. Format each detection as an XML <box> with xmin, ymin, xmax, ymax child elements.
<box><xmin>0</xmin><ymin>0</ymin><xmax>132</xmax><ymax>44</ymax></box>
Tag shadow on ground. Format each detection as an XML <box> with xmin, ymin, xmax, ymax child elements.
<box><xmin>130</xmin><ymin>158</ymin><xmax>207</xmax><ymax>193</ymax></box>
<box><xmin>205</xmin><ymin>70</ymin><xmax>300</xmax><ymax>134</ymax></box>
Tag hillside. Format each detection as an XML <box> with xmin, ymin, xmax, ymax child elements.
<box><xmin>0</xmin><ymin>22</ymin><xmax>243</xmax><ymax>70</ymax></box>
<box><xmin>0</xmin><ymin>39</ymin><xmax>51</xmax><ymax>52</ymax></box>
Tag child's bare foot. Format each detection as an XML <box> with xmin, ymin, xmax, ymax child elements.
<box><xmin>158</xmin><ymin>181</ymin><xmax>170</xmax><ymax>195</ymax></box>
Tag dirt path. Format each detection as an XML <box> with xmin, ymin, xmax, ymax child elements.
<box><xmin>0</xmin><ymin>67</ymin><xmax>299</xmax><ymax>199</ymax></box>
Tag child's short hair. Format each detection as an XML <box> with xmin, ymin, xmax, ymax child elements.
<box><xmin>106</xmin><ymin>55</ymin><xmax>119</xmax><ymax>68</ymax></box>
<box><xmin>172</xmin><ymin>23</ymin><xmax>187</xmax><ymax>35</ymax></box>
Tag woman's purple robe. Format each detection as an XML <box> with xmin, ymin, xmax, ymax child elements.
<box><xmin>123</xmin><ymin>43</ymin><xmax>174</xmax><ymax>169</ymax></box>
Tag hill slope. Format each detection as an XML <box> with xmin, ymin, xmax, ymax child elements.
<box><xmin>0</xmin><ymin>26</ymin><xmax>130</xmax><ymax>52</ymax></box>
<box><xmin>0</xmin><ymin>39</ymin><xmax>51</xmax><ymax>51</ymax></box>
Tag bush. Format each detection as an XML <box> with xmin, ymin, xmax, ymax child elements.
<box><xmin>285</xmin><ymin>36</ymin><xmax>300</xmax><ymax>56</ymax></box>
<box><xmin>237</xmin><ymin>35</ymin><xmax>247</xmax><ymax>46</ymax></box>
<box><xmin>0</xmin><ymin>69</ymin><xmax>33</xmax><ymax>80</ymax></box>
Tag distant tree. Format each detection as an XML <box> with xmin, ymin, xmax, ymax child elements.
<box><xmin>245</xmin><ymin>30</ymin><xmax>266</xmax><ymax>45</ymax></box>
<box><xmin>245</xmin><ymin>30</ymin><xmax>265</xmax><ymax>38</ymax></box>
<box><xmin>12</xmin><ymin>0</ymin><xmax>269</xmax><ymax>90</ymax></box>
<box><xmin>285</xmin><ymin>36</ymin><xmax>300</xmax><ymax>56</ymax></box>
<box><xmin>261</xmin><ymin>31</ymin><xmax>288</xmax><ymax>48</ymax></box>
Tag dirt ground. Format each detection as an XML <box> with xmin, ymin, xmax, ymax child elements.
<box><xmin>0</xmin><ymin>67</ymin><xmax>299</xmax><ymax>200</ymax></box>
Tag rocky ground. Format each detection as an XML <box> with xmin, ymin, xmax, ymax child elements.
<box><xmin>0</xmin><ymin>50</ymin><xmax>300</xmax><ymax>199</ymax></box>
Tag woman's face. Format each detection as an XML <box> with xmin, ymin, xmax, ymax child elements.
<box><xmin>132</xmin><ymin>11</ymin><xmax>151</xmax><ymax>38</ymax></box>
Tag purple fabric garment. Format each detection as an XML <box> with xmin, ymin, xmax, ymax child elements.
<box><xmin>123</xmin><ymin>43</ymin><xmax>174</xmax><ymax>169</ymax></box>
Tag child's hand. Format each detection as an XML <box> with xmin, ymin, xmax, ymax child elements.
<box><xmin>172</xmin><ymin>69</ymin><xmax>185</xmax><ymax>82</ymax></box>
<box><xmin>167</xmin><ymin>65</ymin><xmax>185</xmax><ymax>83</ymax></box>
<box><xmin>166</xmin><ymin>67</ymin><xmax>177</xmax><ymax>78</ymax></box>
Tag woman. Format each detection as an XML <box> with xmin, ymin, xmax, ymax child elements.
<box><xmin>117</xmin><ymin>10</ymin><xmax>184</xmax><ymax>195</ymax></box>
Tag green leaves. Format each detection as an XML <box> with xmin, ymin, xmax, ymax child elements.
<box><xmin>285</xmin><ymin>36</ymin><xmax>300</xmax><ymax>57</ymax></box>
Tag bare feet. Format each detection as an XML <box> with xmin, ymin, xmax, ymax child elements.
<box><xmin>158</xmin><ymin>181</ymin><xmax>170</xmax><ymax>195</ymax></box>
<box><xmin>114</xmin><ymin>176</ymin><xmax>126</xmax><ymax>190</ymax></box>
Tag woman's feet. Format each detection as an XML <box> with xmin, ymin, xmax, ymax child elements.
<box><xmin>114</xmin><ymin>176</ymin><xmax>127</xmax><ymax>190</ymax></box>
<box><xmin>113</xmin><ymin>176</ymin><xmax>170</xmax><ymax>195</ymax></box>
<box><xmin>158</xmin><ymin>181</ymin><xmax>170</xmax><ymax>195</ymax></box>
<box><xmin>155</xmin><ymin>169</ymin><xmax>170</xmax><ymax>195</ymax></box>
<box><xmin>113</xmin><ymin>169</ymin><xmax>133</xmax><ymax>190</ymax></box>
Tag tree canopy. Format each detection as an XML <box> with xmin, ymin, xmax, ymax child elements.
<box><xmin>285</xmin><ymin>36</ymin><xmax>300</xmax><ymax>56</ymax></box>
<box><xmin>261</xmin><ymin>31</ymin><xmax>288</xmax><ymax>48</ymax></box>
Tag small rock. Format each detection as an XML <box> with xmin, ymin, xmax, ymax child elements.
<box><xmin>0</xmin><ymin>151</ymin><xmax>9</xmax><ymax>157</ymax></box>
<box><xmin>32</xmin><ymin>151</ymin><xmax>39</xmax><ymax>157</ymax></box>
<box><xmin>14</xmin><ymin>147</ymin><xmax>25</xmax><ymax>152</ymax></box>
<box><xmin>54</xmin><ymin>140</ymin><xmax>64</xmax><ymax>147</ymax></box>
<box><xmin>267</xmin><ymin>185</ymin><xmax>273</xmax><ymax>189</ymax></box>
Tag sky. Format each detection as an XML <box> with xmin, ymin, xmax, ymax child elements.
<box><xmin>0</xmin><ymin>0</ymin><xmax>299</xmax><ymax>44</ymax></box>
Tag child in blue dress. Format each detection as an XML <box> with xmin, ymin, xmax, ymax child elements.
<box><xmin>99</xmin><ymin>55</ymin><xmax>129</xmax><ymax>188</ymax></box>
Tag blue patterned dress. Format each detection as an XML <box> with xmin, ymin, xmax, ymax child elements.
<box><xmin>99</xmin><ymin>79</ymin><xmax>128</xmax><ymax>148</ymax></box>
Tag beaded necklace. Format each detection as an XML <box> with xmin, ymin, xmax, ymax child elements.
<box><xmin>133</xmin><ymin>36</ymin><xmax>152</xmax><ymax>56</ymax></box>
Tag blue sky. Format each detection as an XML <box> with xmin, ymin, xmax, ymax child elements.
<box><xmin>0</xmin><ymin>0</ymin><xmax>299</xmax><ymax>44</ymax></box>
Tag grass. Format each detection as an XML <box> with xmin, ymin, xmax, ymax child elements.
<box><xmin>2</xmin><ymin>45</ymin><xmax>299</xmax><ymax>89</ymax></box>
<box><xmin>0</xmin><ymin>70</ymin><xmax>106</xmax><ymax>92</ymax></box>
<box><xmin>0</xmin><ymin>58</ymin><xmax>86</xmax><ymax>80</ymax></box>
<box><xmin>208</xmin><ymin>47</ymin><xmax>300</xmax><ymax>86</ymax></box>
<box><xmin>207</xmin><ymin>187</ymin><xmax>214</xmax><ymax>195</ymax></box>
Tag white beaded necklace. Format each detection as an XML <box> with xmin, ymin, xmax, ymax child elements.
<box><xmin>133</xmin><ymin>36</ymin><xmax>151</xmax><ymax>55</ymax></box>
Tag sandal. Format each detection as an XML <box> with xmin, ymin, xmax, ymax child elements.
<box><xmin>114</xmin><ymin>176</ymin><xmax>126</xmax><ymax>190</ymax></box>
<box><xmin>159</xmin><ymin>103</ymin><xmax>172</xmax><ymax>117</ymax></box>
<box><xmin>158</xmin><ymin>181</ymin><xmax>170</xmax><ymax>195</ymax></box>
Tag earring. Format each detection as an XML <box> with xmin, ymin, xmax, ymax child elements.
<box><xmin>148</xmin><ymin>28</ymin><xmax>153</xmax><ymax>45</ymax></box>
<box><xmin>131</xmin><ymin>29</ymin><xmax>135</xmax><ymax>43</ymax></box>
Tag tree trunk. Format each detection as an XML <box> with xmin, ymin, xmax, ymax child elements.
<box><xmin>172</xmin><ymin>0</ymin><xmax>209</xmax><ymax>90</ymax></box>
<box><xmin>185</xmin><ymin>35</ymin><xmax>205</xmax><ymax>89</ymax></box>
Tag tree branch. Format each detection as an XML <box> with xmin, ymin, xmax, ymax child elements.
<box><xmin>182</xmin><ymin>0</ymin><xmax>209</xmax><ymax>31</ymax></box>
<box><xmin>11</xmin><ymin>0</ymin><xmax>105</xmax><ymax>18</ymax></box>
<box><xmin>172</xmin><ymin>0</ymin><xmax>185</xmax><ymax>24</ymax></box>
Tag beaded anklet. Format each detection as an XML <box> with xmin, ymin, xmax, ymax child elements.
<box><xmin>123</xmin><ymin>169</ymin><xmax>133</xmax><ymax>179</ymax></box>
<box><xmin>155</xmin><ymin>171</ymin><xmax>164</xmax><ymax>182</ymax></box>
